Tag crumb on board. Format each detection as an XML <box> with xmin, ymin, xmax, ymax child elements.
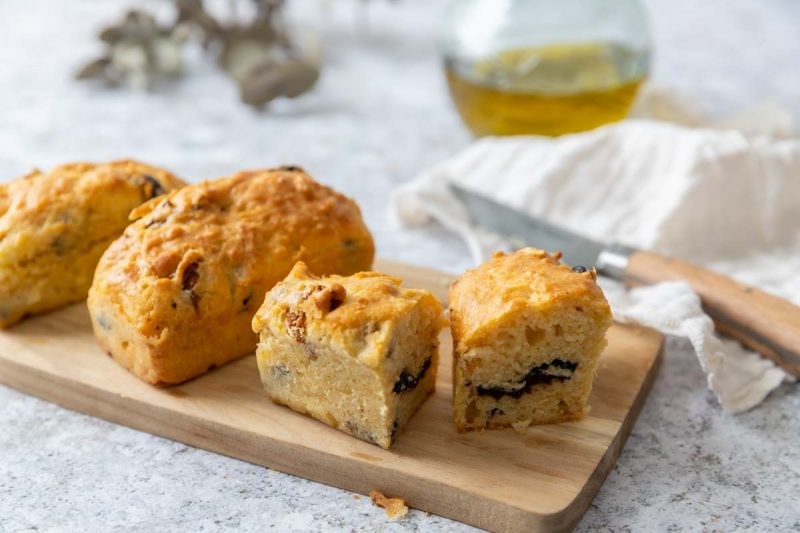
<box><xmin>369</xmin><ymin>490</ymin><xmax>409</xmax><ymax>520</ymax></box>
<box><xmin>353</xmin><ymin>495</ymin><xmax>361</xmax><ymax>500</ymax></box>
<box><xmin>511</xmin><ymin>420</ymin><xmax>532</xmax><ymax>434</ymax></box>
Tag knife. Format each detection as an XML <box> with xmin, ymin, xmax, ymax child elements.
<box><xmin>451</xmin><ymin>184</ymin><xmax>800</xmax><ymax>377</ymax></box>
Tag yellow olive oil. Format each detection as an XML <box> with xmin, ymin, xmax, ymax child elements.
<box><xmin>444</xmin><ymin>42</ymin><xmax>648</xmax><ymax>136</ymax></box>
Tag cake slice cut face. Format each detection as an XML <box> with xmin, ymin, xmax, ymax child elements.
<box><xmin>252</xmin><ymin>262</ymin><xmax>446</xmax><ymax>449</ymax></box>
<box><xmin>449</xmin><ymin>248</ymin><xmax>612</xmax><ymax>432</ymax></box>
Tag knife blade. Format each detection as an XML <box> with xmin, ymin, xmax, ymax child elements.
<box><xmin>450</xmin><ymin>184</ymin><xmax>633</xmax><ymax>279</ymax></box>
<box><xmin>450</xmin><ymin>184</ymin><xmax>800</xmax><ymax>377</ymax></box>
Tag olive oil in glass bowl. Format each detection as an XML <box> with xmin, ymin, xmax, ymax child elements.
<box><xmin>440</xmin><ymin>0</ymin><xmax>650</xmax><ymax>136</ymax></box>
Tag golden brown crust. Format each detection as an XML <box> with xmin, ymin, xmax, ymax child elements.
<box><xmin>449</xmin><ymin>248</ymin><xmax>609</xmax><ymax>349</ymax></box>
<box><xmin>88</xmin><ymin>167</ymin><xmax>375</xmax><ymax>385</ymax></box>
<box><xmin>0</xmin><ymin>160</ymin><xmax>184</xmax><ymax>327</ymax></box>
<box><xmin>253</xmin><ymin>262</ymin><xmax>445</xmax><ymax>369</ymax></box>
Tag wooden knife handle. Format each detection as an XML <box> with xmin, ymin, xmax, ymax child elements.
<box><xmin>624</xmin><ymin>250</ymin><xmax>800</xmax><ymax>377</ymax></box>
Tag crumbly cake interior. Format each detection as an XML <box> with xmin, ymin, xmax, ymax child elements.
<box><xmin>450</xmin><ymin>248</ymin><xmax>612</xmax><ymax>432</ymax></box>
<box><xmin>254</xmin><ymin>263</ymin><xmax>444</xmax><ymax>449</ymax></box>
<box><xmin>454</xmin><ymin>303</ymin><xmax>608</xmax><ymax>431</ymax></box>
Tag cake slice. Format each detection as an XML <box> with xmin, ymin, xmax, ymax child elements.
<box><xmin>252</xmin><ymin>262</ymin><xmax>446</xmax><ymax>449</ymax></box>
<box><xmin>449</xmin><ymin>248</ymin><xmax>612</xmax><ymax>432</ymax></box>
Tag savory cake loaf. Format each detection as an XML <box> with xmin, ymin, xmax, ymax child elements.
<box><xmin>88</xmin><ymin>167</ymin><xmax>374</xmax><ymax>386</ymax></box>
<box><xmin>0</xmin><ymin>160</ymin><xmax>184</xmax><ymax>328</ymax></box>
<box><xmin>449</xmin><ymin>248</ymin><xmax>612</xmax><ymax>432</ymax></box>
<box><xmin>252</xmin><ymin>262</ymin><xmax>445</xmax><ymax>449</ymax></box>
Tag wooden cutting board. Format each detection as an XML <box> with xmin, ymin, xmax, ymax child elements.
<box><xmin>0</xmin><ymin>259</ymin><xmax>663</xmax><ymax>532</ymax></box>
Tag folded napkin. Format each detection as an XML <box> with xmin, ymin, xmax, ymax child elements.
<box><xmin>392</xmin><ymin>119</ymin><xmax>800</xmax><ymax>413</ymax></box>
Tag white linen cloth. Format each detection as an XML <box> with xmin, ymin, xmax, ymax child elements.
<box><xmin>391</xmin><ymin>118</ymin><xmax>800</xmax><ymax>413</ymax></box>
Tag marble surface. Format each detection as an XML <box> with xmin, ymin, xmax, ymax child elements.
<box><xmin>1</xmin><ymin>1</ymin><xmax>799</xmax><ymax>531</ymax></box>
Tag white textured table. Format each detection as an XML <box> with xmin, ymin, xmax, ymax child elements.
<box><xmin>1</xmin><ymin>1</ymin><xmax>799</xmax><ymax>531</ymax></box>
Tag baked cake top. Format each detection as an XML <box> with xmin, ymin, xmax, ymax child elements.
<box><xmin>0</xmin><ymin>160</ymin><xmax>183</xmax><ymax>266</ymax></box>
<box><xmin>449</xmin><ymin>248</ymin><xmax>611</xmax><ymax>346</ymax></box>
<box><xmin>92</xmin><ymin>167</ymin><xmax>374</xmax><ymax>337</ymax></box>
<box><xmin>253</xmin><ymin>262</ymin><xmax>445</xmax><ymax>369</ymax></box>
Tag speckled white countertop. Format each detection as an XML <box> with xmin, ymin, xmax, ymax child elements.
<box><xmin>1</xmin><ymin>1</ymin><xmax>799</xmax><ymax>531</ymax></box>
